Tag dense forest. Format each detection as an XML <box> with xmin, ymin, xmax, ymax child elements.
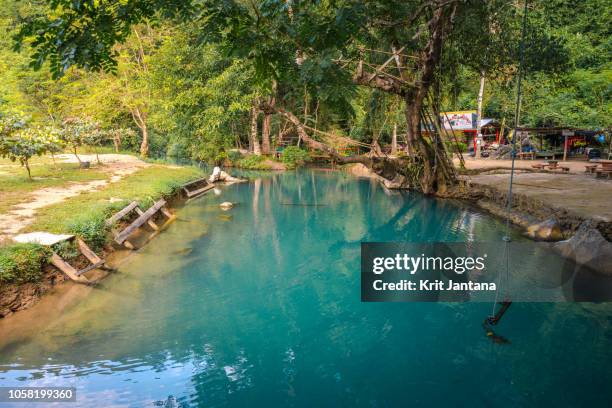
<box><xmin>0</xmin><ymin>0</ymin><xmax>610</xmax><ymax>190</ymax></box>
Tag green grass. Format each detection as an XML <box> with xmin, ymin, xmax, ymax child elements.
<box><xmin>0</xmin><ymin>158</ymin><xmax>109</xmax><ymax>213</ymax></box>
<box><xmin>279</xmin><ymin>146</ymin><xmax>310</xmax><ymax>169</ymax></box>
<box><xmin>26</xmin><ymin>165</ymin><xmax>203</xmax><ymax>247</ymax></box>
<box><xmin>235</xmin><ymin>154</ymin><xmax>274</xmax><ymax>170</ymax></box>
<box><xmin>0</xmin><ymin>163</ymin><xmax>203</xmax><ymax>284</ymax></box>
<box><xmin>0</xmin><ymin>243</ymin><xmax>51</xmax><ymax>284</ymax></box>
<box><xmin>78</xmin><ymin>145</ymin><xmax>140</xmax><ymax>157</ymax></box>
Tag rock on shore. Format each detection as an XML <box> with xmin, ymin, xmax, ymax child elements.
<box><xmin>554</xmin><ymin>222</ymin><xmax>612</xmax><ymax>276</ymax></box>
<box><xmin>209</xmin><ymin>167</ymin><xmax>246</xmax><ymax>184</ymax></box>
<box><xmin>344</xmin><ymin>163</ymin><xmax>409</xmax><ymax>189</ymax></box>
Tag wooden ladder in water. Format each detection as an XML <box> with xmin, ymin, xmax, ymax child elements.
<box><xmin>49</xmin><ymin>237</ymin><xmax>108</xmax><ymax>284</ymax></box>
<box><xmin>182</xmin><ymin>177</ymin><xmax>214</xmax><ymax>199</ymax></box>
<box><xmin>107</xmin><ymin>199</ymin><xmax>176</xmax><ymax>249</ymax></box>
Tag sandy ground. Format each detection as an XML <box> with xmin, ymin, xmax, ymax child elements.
<box><xmin>0</xmin><ymin>154</ymin><xmax>149</xmax><ymax>241</ymax></box>
<box><xmin>466</xmin><ymin>169</ymin><xmax>612</xmax><ymax>223</ymax></box>
<box><xmin>456</xmin><ymin>157</ymin><xmax>591</xmax><ymax>173</ymax></box>
<box><xmin>459</xmin><ymin>157</ymin><xmax>612</xmax><ymax>222</ymax></box>
<box><xmin>263</xmin><ymin>159</ymin><xmax>287</xmax><ymax>170</ymax></box>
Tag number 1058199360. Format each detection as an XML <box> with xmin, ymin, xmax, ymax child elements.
<box><xmin>0</xmin><ymin>387</ymin><xmax>76</xmax><ymax>402</ymax></box>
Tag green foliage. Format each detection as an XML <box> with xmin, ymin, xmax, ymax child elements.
<box><xmin>52</xmin><ymin>240</ymin><xmax>79</xmax><ymax>260</ymax></box>
<box><xmin>0</xmin><ymin>112</ymin><xmax>27</xmax><ymax>136</ymax></box>
<box><xmin>0</xmin><ymin>113</ymin><xmax>61</xmax><ymax>178</ymax></box>
<box><xmin>226</xmin><ymin>150</ymin><xmax>243</xmax><ymax>164</ymax></box>
<box><xmin>0</xmin><ymin>243</ymin><xmax>50</xmax><ymax>284</ymax></box>
<box><xmin>280</xmin><ymin>146</ymin><xmax>310</xmax><ymax>169</ymax></box>
<box><xmin>445</xmin><ymin>141</ymin><xmax>468</xmax><ymax>154</ymax></box>
<box><xmin>103</xmin><ymin>127</ymin><xmax>138</xmax><ymax>151</ymax></box>
<box><xmin>61</xmin><ymin>117</ymin><xmax>100</xmax><ymax>149</ymax></box>
<box><xmin>66</xmin><ymin>212</ymin><xmax>110</xmax><ymax>252</ymax></box>
<box><xmin>1</xmin><ymin>0</ymin><xmax>610</xmax><ymax>164</ymax></box>
<box><xmin>148</xmin><ymin>36</ymin><xmax>257</xmax><ymax>162</ymax></box>
<box><xmin>13</xmin><ymin>0</ymin><xmax>195</xmax><ymax>78</ymax></box>
<box><xmin>236</xmin><ymin>154</ymin><xmax>271</xmax><ymax>170</ymax></box>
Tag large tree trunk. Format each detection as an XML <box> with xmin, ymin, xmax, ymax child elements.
<box><xmin>391</xmin><ymin>123</ymin><xmax>398</xmax><ymax>155</ymax></box>
<box><xmin>475</xmin><ymin>69</ymin><xmax>486</xmax><ymax>158</ymax></box>
<box><xmin>140</xmin><ymin>123</ymin><xmax>149</xmax><ymax>157</ymax></box>
<box><xmin>262</xmin><ymin>113</ymin><xmax>271</xmax><ymax>155</ymax></box>
<box><xmin>401</xmin><ymin>4</ymin><xmax>456</xmax><ymax>194</ymax></box>
<box><xmin>23</xmin><ymin>159</ymin><xmax>32</xmax><ymax>180</ymax></box>
<box><xmin>113</xmin><ymin>135</ymin><xmax>121</xmax><ymax>152</ymax></box>
<box><xmin>261</xmin><ymin>85</ymin><xmax>276</xmax><ymax>155</ymax></box>
<box><xmin>131</xmin><ymin>107</ymin><xmax>149</xmax><ymax>157</ymax></box>
<box><xmin>250</xmin><ymin>104</ymin><xmax>261</xmax><ymax>155</ymax></box>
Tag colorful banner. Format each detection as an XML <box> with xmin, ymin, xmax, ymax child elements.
<box><xmin>441</xmin><ymin>110</ymin><xmax>477</xmax><ymax>130</ymax></box>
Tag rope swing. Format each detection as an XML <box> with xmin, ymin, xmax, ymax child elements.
<box><xmin>484</xmin><ymin>0</ymin><xmax>530</xmax><ymax>339</ymax></box>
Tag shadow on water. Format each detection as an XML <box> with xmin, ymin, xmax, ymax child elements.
<box><xmin>0</xmin><ymin>169</ymin><xmax>610</xmax><ymax>407</ymax></box>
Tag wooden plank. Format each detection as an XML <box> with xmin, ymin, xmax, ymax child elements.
<box><xmin>50</xmin><ymin>253</ymin><xmax>90</xmax><ymax>283</ymax></box>
<box><xmin>135</xmin><ymin>207</ymin><xmax>160</xmax><ymax>231</ymax></box>
<box><xmin>160</xmin><ymin>206</ymin><xmax>173</xmax><ymax>219</ymax></box>
<box><xmin>76</xmin><ymin>238</ymin><xmax>103</xmax><ymax>264</ymax></box>
<box><xmin>114</xmin><ymin>199</ymin><xmax>166</xmax><ymax>244</ymax></box>
<box><xmin>141</xmin><ymin>214</ymin><xmax>176</xmax><ymax>246</ymax></box>
<box><xmin>187</xmin><ymin>184</ymin><xmax>215</xmax><ymax>198</ymax></box>
<box><xmin>106</xmin><ymin>201</ymin><xmax>138</xmax><ymax>225</ymax></box>
<box><xmin>76</xmin><ymin>259</ymin><xmax>106</xmax><ymax>276</ymax></box>
<box><xmin>182</xmin><ymin>177</ymin><xmax>209</xmax><ymax>189</ymax></box>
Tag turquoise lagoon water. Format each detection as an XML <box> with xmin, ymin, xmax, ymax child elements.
<box><xmin>0</xmin><ymin>170</ymin><xmax>610</xmax><ymax>407</ymax></box>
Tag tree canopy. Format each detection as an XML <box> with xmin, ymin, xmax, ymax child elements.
<box><xmin>0</xmin><ymin>0</ymin><xmax>609</xmax><ymax>189</ymax></box>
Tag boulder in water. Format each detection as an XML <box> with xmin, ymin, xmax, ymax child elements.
<box><xmin>219</xmin><ymin>171</ymin><xmax>244</xmax><ymax>183</ymax></box>
<box><xmin>526</xmin><ymin>219</ymin><xmax>563</xmax><ymax>241</ymax></box>
<box><xmin>382</xmin><ymin>174</ymin><xmax>409</xmax><ymax>189</ymax></box>
<box><xmin>208</xmin><ymin>166</ymin><xmax>222</xmax><ymax>183</ymax></box>
<box><xmin>219</xmin><ymin>202</ymin><xmax>234</xmax><ymax>211</ymax></box>
<box><xmin>208</xmin><ymin>167</ymin><xmax>246</xmax><ymax>184</ymax></box>
<box><xmin>554</xmin><ymin>222</ymin><xmax>612</xmax><ymax>275</ymax></box>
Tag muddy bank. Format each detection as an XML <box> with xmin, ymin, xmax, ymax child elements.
<box><xmin>0</xmin><ymin>175</ymin><xmax>232</xmax><ymax>318</ymax></box>
<box><xmin>0</xmin><ymin>266</ymin><xmax>67</xmax><ymax>318</ymax></box>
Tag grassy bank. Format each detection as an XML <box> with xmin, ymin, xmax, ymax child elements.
<box><xmin>233</xmin><ymin>147</ymin><xmax>311</xmax><ymax>170</ymax></box>
<box><xmin>0</xmin><ymin>243</ymin><xmax>50</xmax><ymax>284</ymax></box>
<box><xmin>0</xmin><ymin>163</ymin><xmax>203</xmax><ymax>285</ymax></box>
<box><xmin>0</xmin><ymin>157</ymin><xmax>109</xmax><ymax>213</ymax></box>
<box><xmin>27</xmin><ymin>164</ymin><xmax>203</xmax><ymax>249</ymax></box>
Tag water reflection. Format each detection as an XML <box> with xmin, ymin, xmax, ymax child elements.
<box><xmin>0</xmin><ymin>170</ymin><xmax>610</xmax><ymax>407</ymax></box>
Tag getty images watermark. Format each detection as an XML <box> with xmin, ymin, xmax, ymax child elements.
<box><xmin>361</xmin><ymin>242</ymin><xmax>611</xmax><ymax>302</ymax></box>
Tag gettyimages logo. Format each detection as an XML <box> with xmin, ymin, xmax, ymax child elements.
<box><xmin>372</xmin><ymin>253</ymin><xmax>487</xmax><ymax>275</ymax></box>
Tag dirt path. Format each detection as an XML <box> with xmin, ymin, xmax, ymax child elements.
<box><xmin>468</xmin><ymin>171</ymin><xmax>612</xmax><ymax>223</ymax></box>
<box><xmin>0</xmin><ymin>154</ymin><xmax>149</xmax><ymax>241</ymax></box>
<box><xmin>455</xmin><ymin>157</ymin><xmax>591</xmax><ymax>173</ymax></box>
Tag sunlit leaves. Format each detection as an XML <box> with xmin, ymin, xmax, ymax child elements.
<box><xmin>0</xmin><ymin>113</ymin><xmax>63</xmax><ymax>178</ymax></box>
<box><xmin>14</xmin><ymin>0</ymin><xmax>196</xmax><ymax>78</ymax></box>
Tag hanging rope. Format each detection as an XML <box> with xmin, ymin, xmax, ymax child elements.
<box><xmin>488</xmin><ymin>0</ymin><xmax>530</xmax><ymax>324</ymax></box>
